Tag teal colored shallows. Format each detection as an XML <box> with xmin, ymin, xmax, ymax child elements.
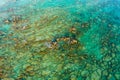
<box><xmin>79</xmin><ymin>25</ymin><xmax>102</xmax><ymax>59</ymax></box>
<box><xmin>0</xmin><ymin>0</ymin><xmax>120</xmax><ymax>80</ymax></box>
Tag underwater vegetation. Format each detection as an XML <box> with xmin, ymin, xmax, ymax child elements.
<box><xmin>0</xmin><ymin>0</ymin><xmax>120</xmax><ymax>80</ymax></box>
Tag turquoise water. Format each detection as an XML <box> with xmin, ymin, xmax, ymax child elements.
<box><xmin>0</xmin><ymin>0</ymin><xmax>120</xmax><ymax>80</ymax></box>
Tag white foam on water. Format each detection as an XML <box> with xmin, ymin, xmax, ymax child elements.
<box><xmin>0</xmin><ymin>0</ymin><xmax>10</xmax><ymax>7</ymax></box>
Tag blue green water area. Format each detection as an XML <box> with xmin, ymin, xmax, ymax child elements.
<box><xmin>0</xmin><ymin>0</ymin><xmax>120</xmax><ymax>80</ymax></box>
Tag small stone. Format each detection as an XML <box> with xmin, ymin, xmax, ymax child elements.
<box><xmin>2</xmin><ymin>78</ymin><xmax>14</xmax><ymax>80</ymax></box>
<box><xmin>23</xmin><ymin>64</ymin><xmax>30</xmax><ymax>69</ymax></box>
<box><xmin>108</xmin><ymin>74</ymin><xmax>116</xmax><ymax>80</ymax></box>
<box><xmin>35</xmin><ymin>37</ymin><xmax>41</xmax><ymax>41</ymax></box>
<box><xmin>91</xmin><ymin>71</ymin><xmax>101</xmax><ymax>80</ymax></box>
<box><xmin>26</xmin><ymin>66</ymin><xmax>33</xmax><ymax>72</ymax></box>
<box><xmin>86</xmin><ymin>76</ymin><xmax>91</xmax><ymax>80</ymax></box>
<box><xmin>42</xmin><ymin>70</ymin><xmax>51</xmax><ymax>76</ymax></box>
<box><xmin>115</xmin><ymin>73</ymin><xmax>120</xmax><ymax>80</ymax></box>
<box><xmin>81</xmin><ymin>70</ymin><xmax>89</xmax><ymax>77</ymax></box>
<box><xmin>70</xmin><ymin>75</ymin><xmax>77</xmax><ymax>80</ymax></box>
<box><xmin>103</xmin><ymin>55</ymin><xmax>112</xmax><ymax>62</ymax></box>
<box><xmin>52</xmin><ymin>77</ymin><xmax>58</xmax><ymax>80</ymax></box>
<box><xmin>117</xmin><ymin>45</ymin><xmax>120</xmax><ymax>51</ymax></box>
<box><xmin>31</xmin><ymin>61</ymin><xmax>38</xmax><ymax>65</ymax></box>
<box><xmin>111</xmin><ymin>53</ymin><xmax>116</xmax><ymax>58</ymax></box>
<box><xmin>102</xmin><ymin>70</ymin><xmax>108</xmax><ymax>76</ymax></box>
<box><xmin>40</xmin><ymin>47</ymin><xmax>46</xmax><ymax>52</ymax></box>
<box><xmin>4</xmin><ymin>20</ymin><xmax>10</xmax><ymax>23</ymax></box>
<box><xmin>56</xmin><ymin>64</ymin><xmax>63</xmax><ymax>71</ymax></box>
<box><xmin>0</xmin><ymin>61</ymin><xmax>4</xmax><ymax>66</ymax></box>
<box><xmin>97</xmin><ymin>69</ymin><xmax>102</xmax><ymax>76</ymax></box>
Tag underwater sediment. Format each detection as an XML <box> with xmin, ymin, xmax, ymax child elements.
<box><xmin>0</xmin><ymin>0</ymin><xmax>120</xmax><ymax>80</ymax></box>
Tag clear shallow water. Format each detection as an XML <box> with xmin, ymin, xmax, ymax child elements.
<box><xmin>0</xmin><ymin>0</ymin><xmax>120</xmax><ymax>80</ymax></box>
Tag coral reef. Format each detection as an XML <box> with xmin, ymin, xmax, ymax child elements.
<box><xmin>0</xmin><ymin>0</ymin><xmax>120</xmax><ymax>80</ymax></box>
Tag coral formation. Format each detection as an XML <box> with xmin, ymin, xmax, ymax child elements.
<box><xmin>0</xmin><ymin>0</ymin><xmax>120</xmax><ymax>80</ymax></box>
